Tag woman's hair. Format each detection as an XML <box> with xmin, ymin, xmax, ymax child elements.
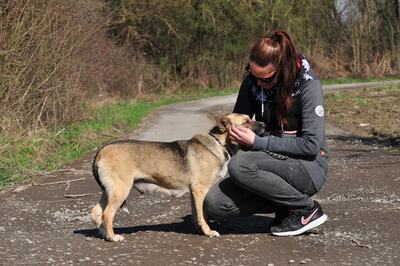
<box><xmin>249</xmin><ymin>30</ymin><xmax>298</xmax><ymax>126</ymax></box>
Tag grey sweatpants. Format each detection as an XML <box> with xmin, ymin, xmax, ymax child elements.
<box><xmin>204</xmin><ymin>151</ymin><xmax>322</xmax><ymax>220</ymax></box>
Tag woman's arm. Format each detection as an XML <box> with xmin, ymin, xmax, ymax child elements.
<box><xmin>233</xmin><ymin>77</ymin><xmax>255</xmax><ymax>117</ymax></box>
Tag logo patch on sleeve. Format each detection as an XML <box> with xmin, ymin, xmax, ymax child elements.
<box><xmin>315</xmin><ymin>105</ymin><xmax>324</xmax><ymax>117</ymax></box>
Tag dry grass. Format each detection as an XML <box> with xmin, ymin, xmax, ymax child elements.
<box><xmin>1</xmin><ymin>0</ymin><xmax>86</xmax><ymax>130</ymax></box>
<box><xmin>0</xmin><ymin>0</ymin><xmax>161</xmax><ymax>132</ymax></box>
<box><xmin>326</xmin><ymin>85</ymin><xmax>400</xmax><ymax>140</ymax></box>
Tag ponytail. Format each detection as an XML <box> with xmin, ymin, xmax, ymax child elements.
<box><xmin>250</xmin><ymin>30</ymin><xmax>298</xmax><ymax>126</ymax></box>
<box><xmin>271</xmin><ymin>31</ymin><xmax>297</xmax><ymax>126</ymax></box>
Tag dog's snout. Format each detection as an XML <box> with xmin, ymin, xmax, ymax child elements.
<box><xmin>251</xmin><ymin>120</ymin><xmax>266</xmax><ymax>135</ymax></box>
<box><xmin>253</xmin><ymin>120</ymin><xmax>265</xmax><ymax>128</ymax></box>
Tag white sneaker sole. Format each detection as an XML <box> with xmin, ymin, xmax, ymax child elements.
<box><xmin>271</xmin><ymin>214</ymin><xmax>328</xmax><ymax>236</ymax></box>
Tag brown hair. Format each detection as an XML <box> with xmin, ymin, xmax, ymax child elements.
<box><xmin>249</xmin><ymin>30</ymin><xmax>298</xmax><ymax>126</ymax></box>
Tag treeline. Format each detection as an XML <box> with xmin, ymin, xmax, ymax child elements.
<box><xmin>107</xmin><ymin>0</ymin><xmax>400</xmax><ymax>81</ymax></box>
<box><xmin>0</xmin><ymin>0</ymin><xmax>399</xmax><ymax>132</ymax></box>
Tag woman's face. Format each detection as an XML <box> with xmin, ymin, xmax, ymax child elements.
<box><xmin>248</xmin><ymin>62</ymin><xmax>277</xmax><ymax>90</ymax></box>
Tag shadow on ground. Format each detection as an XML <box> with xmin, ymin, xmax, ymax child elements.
<box><xmin>74</xmin><ymin>214</ymin><xmax>274</xmax><ymax>239</ymax></box>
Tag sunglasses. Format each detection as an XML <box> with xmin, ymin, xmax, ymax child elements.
<box><xmin>246</xmin><ymin>64</ymin><xmax>277</xmax><ymax>83</ymax></box>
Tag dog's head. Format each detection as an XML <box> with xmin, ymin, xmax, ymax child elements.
<box><xmin>211</xmin><ymin>113</ymin><xmax>265</xmax><ymax>154</ymax></box>
<box><xmin>215</xmin><ymin>113</ymin><xmax>265</xmax><ymax>136</ymax></box>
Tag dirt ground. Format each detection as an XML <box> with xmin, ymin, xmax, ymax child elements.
<box><xmin>0</xmin><ymin>85</ymin><xmax>399</xmax><ymax>265</ymax></box>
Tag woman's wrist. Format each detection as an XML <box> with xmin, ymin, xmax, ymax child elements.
<box><xmin>253</xmin><ymin>135</ymin><xmax>269</xmax><ymax>150</ymax></box>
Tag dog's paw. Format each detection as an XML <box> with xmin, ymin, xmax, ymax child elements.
<box><xmin>206</xmin><ymin>230</ymin><xmax>220</xmax><ymax>238</ymax></box>
<box><xmin>108</xmin><ymin>234</ymin><xmax>125</xmax><ymax>242</ymax></box>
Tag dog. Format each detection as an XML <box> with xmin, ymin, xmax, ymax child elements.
<box><xmin>90</xmin><ymin>113</ymin><xmax>265</xmax><ymax>241</ymax></box>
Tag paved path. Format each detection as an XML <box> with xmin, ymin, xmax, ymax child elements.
<box><xmin>0</xmin><ymin>82</ymin><xmax>399</xmax><ymax>265</ymax></box>
<box><xmin>134</xmin><ymin>94</ymin><xmax>237</xmax><ymax>141</ymax></box>
<box><xmin>135</xmin><ymin>80</ymin><xmax>400</xmax><ymax>141</ymax></box>
<box><xmin>323</xmin><ymin>79</ymin><xmax>400</xmax><ymax>92</ymax></box>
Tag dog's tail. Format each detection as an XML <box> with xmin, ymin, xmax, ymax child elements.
<box><xmin>92</xmin><ymin>149</ymin><xmax>106</xmax><ymax>191</ymax></box>
<box><xmin>92</xmin><ymin>147</ymin><xmax>129</xmax><ymax>212</ymax></box>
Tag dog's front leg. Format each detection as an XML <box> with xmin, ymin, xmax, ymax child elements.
<box><xmin>190</xmin><ymin>184</ymin><xmax>220</xmax><ymax>238</ymax></box>
<box><xmin>190</xmin><ymin>192</ymin><xmax>201</xmax><ymax>233</ymax></box>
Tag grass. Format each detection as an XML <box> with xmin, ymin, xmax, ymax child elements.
<box><xmin>0</xmin><ymin>87</ymin><xmax>237</xmax><ymax>187</ymax></box>
<box><xmin>325</xmin><ymin>85</ymin><xmax>400</xmax><ymax>139</ymax></box>
<box><xmin>322</xmin><ymin>76</ymin><xmax>400</xmax><ymax>85</ymax></box>
<box><xmin>326</xmin><ymin>93</ymin><xmax>369</xmax><ymax>107</ymax></box>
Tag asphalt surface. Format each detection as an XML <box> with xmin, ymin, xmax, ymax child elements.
<box><xmin>0</xmin><ymin>82</ymin><xmax>399</xmax><ymax>265</ymax></box>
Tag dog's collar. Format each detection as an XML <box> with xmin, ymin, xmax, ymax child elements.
<box><xmin>208</xmin><ymin>132</ymin><xmax>231</xmax><ymax>160</ymax></box>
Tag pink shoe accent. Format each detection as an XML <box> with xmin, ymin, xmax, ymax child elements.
<box><xmin>301</xmin><ymin>208</ymin><xmax>318</xmax><ymax>225</ymax></box>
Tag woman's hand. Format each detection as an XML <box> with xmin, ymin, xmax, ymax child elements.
<box><xmin>228</xmin><ymin>126</ymin><xmax>255</xmax><ymax>146</ymax></box>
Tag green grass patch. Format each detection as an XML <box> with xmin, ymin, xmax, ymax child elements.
<box><xmin>327</xmin><ymin>93</ymin><xmax>370</xmax><ymax>107</ymax></box>
<box><xmin>0</xmin><ymin>87</ymin><xmax>237</xmax><ymax>187</ymax></box>
<box><xmin>322</xmin><ymin>76</ymin><xmax>400</xmax><ymax>85</ymax></box>
<box><xmin>325</xmin><ymin>85</ymin><xmax>400</xmax><ymax>139</ymax></box>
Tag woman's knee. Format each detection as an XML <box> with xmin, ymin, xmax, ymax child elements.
<box><xmin>204</xmin><ymin>192</ymin><xmax>221</xmax><ymax>219</ymax></box>
<box><xmin>228</xmin><ymin>154</ymin><xmax>257</xmax><ymax>185</ymax></box>
<box><xmin>204</xmin><ymin>186</ymin><xmax>238</xmax><ymax>220</ymax></box>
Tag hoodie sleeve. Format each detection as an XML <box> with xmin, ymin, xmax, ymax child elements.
<box><xmin>253</xmin><ymin>79</ymin><xmax>325</xmax><ymax>158</ymax></box>
<box><xmin>233</xmin><ymin>77</ymin><xmax>255</xmax><ymax>117</ymax></box>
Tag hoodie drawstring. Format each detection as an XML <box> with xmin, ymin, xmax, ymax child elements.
<box><xmin>261</xmin><ymin>88</ymin><xmax>264</xmax><ymax>117</ymax></box>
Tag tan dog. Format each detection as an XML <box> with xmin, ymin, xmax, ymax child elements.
<box><xmin>90</xmin><ymin>113</ymin><xmax>265</xmax><ymax>241</ymax></box>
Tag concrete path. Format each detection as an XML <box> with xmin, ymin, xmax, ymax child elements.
<box><xmin>323</xmin><ymin>79</ymin><xmax>400</xmax><ymax>92</ymax></box>
<box><xmin>134</xmin><ymin>94</ymin><xmax>237</xmax><ymax>141</ymax></box>
<box><xmin>135</xmin><ymin>80</ymin><xmax>400</xmax><ymax>141</ymax></box>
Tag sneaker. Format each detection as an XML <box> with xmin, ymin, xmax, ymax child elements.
<box><xmin>270</xmin><ymin>201</ymin><xmax>327</xmax><ymax>236</ymax></box>
<box><xmin>270</xmin><ymin>208</ymin><xmax>290</xmax><ymax>227</ymax></box>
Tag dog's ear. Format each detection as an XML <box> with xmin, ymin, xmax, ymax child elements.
<box><xmin>214</xmin><ymin>113</ymin><xmax>231</xmax><ymax>132</ymax></box>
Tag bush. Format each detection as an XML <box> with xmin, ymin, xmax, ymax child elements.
<box><xmin>0</xmin><ymin>0</ymin><xmax>157</xmax><ymax>132</ymax></box>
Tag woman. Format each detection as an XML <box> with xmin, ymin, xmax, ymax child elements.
<box><xmin>204</xmin><ymin>30</ymin><xmax>329</xmax><ymax>236</ymax></box>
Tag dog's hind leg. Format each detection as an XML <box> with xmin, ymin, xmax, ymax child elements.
<box><xmin>190</xmin><ymin>184</ymin><xmax>220</xmax><ymax>238</ymax></box>
<box><xmin>90</xmin><ymin>192</ymin><xmax>108</xmax><ymax>228</ymax></box>
<box><xmin>102</xmin><ymin>186</ymin><xmax>131</xmax><ymax>242</ymax></box>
